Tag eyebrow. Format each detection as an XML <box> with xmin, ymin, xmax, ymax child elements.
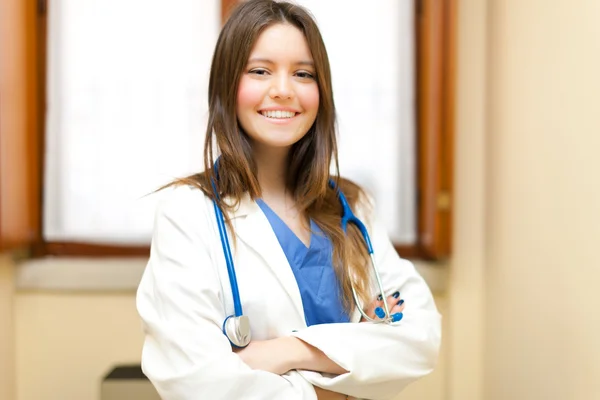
<box><xmin>247</xmin><ymin>58</ymin><xmax>314</xmax><ymax>67</ymax></box>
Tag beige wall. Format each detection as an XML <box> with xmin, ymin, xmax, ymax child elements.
<box><xmin>446</xmin><ymin>0</ymin><xmax>488</xmax><ymax>398</ymax></box>
<box><xmin>12</xmin><ymin>290</ymin><xmax>446</xmax><ymax>400</ymax></box>
<box><xmin>484</xmin><ymin>1</ymin><xmax>600</xmax><ymax>399</ymax></box>
<box><xmin>15</xmin><ymin>292</ymin><xmax>144</xmax><ymax>400</ymax></box>
<box><xmin>444</xmin><ymin>0</ymin><xmax>600</xmax><ymax>399</ymax></box>
<box><xmin>0</xmin><ymin>256</ymin><xmax>16</xmax><ymax>400</ymax></box>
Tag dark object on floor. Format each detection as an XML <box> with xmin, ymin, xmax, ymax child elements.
<box><xmin>101</xmin><ymin>365</ymin><xmax>161</xmax><ymax>400</ymax></box>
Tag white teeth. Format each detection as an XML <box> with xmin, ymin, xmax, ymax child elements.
<box><xmin>261</xmin><ymin>110</ymin><xmax>296</xmax><ymax>119</ymax></box>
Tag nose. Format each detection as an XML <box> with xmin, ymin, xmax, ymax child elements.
<box><xmin>268</xmin><ymin>74</ymin><xmax>294</xmax><ymax>99</ymax></box>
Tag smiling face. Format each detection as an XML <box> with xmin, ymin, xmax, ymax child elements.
<box><xmin>236</xmin><ymin>23</ymin><xmax>320</xmax><ymax>152</ymax></box>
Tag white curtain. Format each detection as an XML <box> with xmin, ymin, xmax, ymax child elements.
<box><xmin>44</xmin><ymin>0</ymin><xmax>415</xmax><ymax>245</ymax></box>
<box><xmin>295</xmin><ymin>0</ymin><xmax>416</xmax><ymax>244</ymax></box>
<box><xmin>44</xmin><ymin>0</ymin><xmax>219</xmax><ymax>244</ymax></box>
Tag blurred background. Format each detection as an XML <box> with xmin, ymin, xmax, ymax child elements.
<box><xmin>1</xmin><ymin>0</ymin><xmax>599</xmax><ymax>399</ymax></box>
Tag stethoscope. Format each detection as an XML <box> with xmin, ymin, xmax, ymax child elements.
<box><xmin>211</xmin><ymin>161</ymin><xmax>402</xmax><ymax>348</ymax></box>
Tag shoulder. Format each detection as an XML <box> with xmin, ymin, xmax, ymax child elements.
<box><xmin>153</xmin><ymin>184</ymin><xmax>213</xmax><ymax>226</ymax></box>
<box><xmin>147</xmin><ymin>184</ymin><xmax>222</xmax><ymax>256</ymax></box>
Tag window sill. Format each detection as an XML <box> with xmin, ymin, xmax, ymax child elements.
<box><xmin>15</xmin><ymin>257</ymin><xmax>148</xmax><ymax>292</ymax></box>
<box><xmin>15</xmin><ymin>257</ymin><xmax>448</xmax><ymax>294</ymax></box>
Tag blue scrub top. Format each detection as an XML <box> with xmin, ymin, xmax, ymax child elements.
<box><xmin>257</xmin><ymin>199</ymin><xmax>351</xmax><ymax>326</ymax></box>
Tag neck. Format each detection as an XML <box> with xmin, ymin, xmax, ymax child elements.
<box><xmin>252</xmin><ymin>144</ymin><xmax>290</xmax><ymax>201</ymax></box>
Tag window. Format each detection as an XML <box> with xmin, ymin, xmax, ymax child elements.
<box><xmin>0</xmin><ymin>0</ymin><xmax>454</xmax><ymax>260</ymax></box>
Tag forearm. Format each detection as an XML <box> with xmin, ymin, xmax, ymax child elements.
<box><xmin>314</xmin><ymin>386</ymin><xmax>350</xmax><ymax>400</ymax></box>
<box><xmin>232</xmin><ymin>336</ymin><xmax>347</xmax><ymax>376</ymax></box>
<box><xmin>284</xmin><ymin>336</ymin><xmax>348</xmax><ymax>375</ymax></box>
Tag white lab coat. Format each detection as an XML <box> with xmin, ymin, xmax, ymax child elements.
<box><xmin>137</xmin><ymin>185</ymin><xmax>441</xmax><ymax>400</ymax></box>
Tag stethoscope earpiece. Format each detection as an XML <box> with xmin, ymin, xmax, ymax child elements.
<box><xmin>391</xmin><ymin>312</ymin><xmax>403</xmax><ymax>323</ymax></box>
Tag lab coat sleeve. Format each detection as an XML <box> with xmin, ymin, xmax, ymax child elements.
<box><xmin>291</xmin><ymin>198</ymin><xmax>442</xmax><ymax>400</ymax></box>
<box><xmin>137</xmin><ymin>187</ymin><xmax>317</xmax><ymax>400</ymax></box>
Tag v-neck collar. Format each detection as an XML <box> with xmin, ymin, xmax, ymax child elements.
<box><xmin>227</xmin><ymin>194</ymin><xmax>305</xmax><ymax>322</ymax></box>
<box><xmin>256</xmin><ymin>199</ymin><xmax>313</xmax><ymax>250</ymax></box>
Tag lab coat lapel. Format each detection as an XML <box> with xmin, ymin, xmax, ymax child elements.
<box><xmin>230</xmin><ymin>195</ymin><xmax>305</xmax><ymax>322</ymax></box>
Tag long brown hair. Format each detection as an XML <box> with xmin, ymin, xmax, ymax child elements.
<box><xmin>174</xmin><ymin>0</ymin><xmax>372</xmax><ymax>312</ymax></box>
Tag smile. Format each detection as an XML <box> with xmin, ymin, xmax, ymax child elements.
<box><xmin>259</xmin><ymin>110</ymin><xmax>299</xmax><ymax>119</ymax></box>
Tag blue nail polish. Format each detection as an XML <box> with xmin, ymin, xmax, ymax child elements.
<box><xmin>375</xmin><ymin>307</ymin><xmax>385</xmax><ymax>318</ymax></box>
<box><xmin>377</xmin><ymin>294</ymin><xmax>383</xmax><ymax>301</ymax></box>
<box><xmin>398</xmin><ymin>299</ymin><xmax>404</xmax><ymax>306</ymax></box>
<box><xmin>391</xmin><ymin>312</ymin><xmax>403</xmax><ymax>322</ymax></box>
<box><xmin>392</xmin><ymin>291</ymin><xmax>400</xmax><ymax>298</ymax></box>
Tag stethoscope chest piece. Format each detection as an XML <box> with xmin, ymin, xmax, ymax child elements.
<box><xmin>223</xmin><ymin>315</ymin><xmax>252</xmax><ymax>348</ymax></box>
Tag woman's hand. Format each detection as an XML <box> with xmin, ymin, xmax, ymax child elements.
<box><xmin>360</xmin><ymin>291</ymin><xmax>405</xmax><ymax>322</ymax></box>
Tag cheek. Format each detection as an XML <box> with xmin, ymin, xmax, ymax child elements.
<box><xmin>236</xmin><ymin>77</ymin><xmax>262</xmax><ymax>111</ymax></box>
<box><xmin>300</xmin><ymin>84</ymin><xmax>320</xmax><ymax>114</ymax></box>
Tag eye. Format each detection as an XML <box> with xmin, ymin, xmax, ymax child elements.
<box><xmin>295</xmin><ymin>71</ymin><xmax>315</xmax><ymax>79</ymax></box>
<box><xmin>249</xmin><ymin>68</ymin><xmax>269</xmax><ymax>76</ymax></box>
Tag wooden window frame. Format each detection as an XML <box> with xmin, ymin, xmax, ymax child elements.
<box><xmin>0</xmin><ymin>0</ymin><xmax>41</xmax><ymax>253</ymax></box>
<box><xmin>0</xmin><ymin>0</ymin><xmax>455</xmax><ymax>261</ymax></box>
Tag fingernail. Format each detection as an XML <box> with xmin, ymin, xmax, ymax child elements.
<box><xmin>398</xmin><ymin>299</ymin><xmax>404</xmax><ymax>306</ymax></box>
<box><xmin>392</xmin><ymin>291</ymin><xmax>400</xmax><ymax>298</ymax></box>
<box><xmin>392</xmin><ymin>312</ymin><xmax>403</xmax><ymax>322</ymax></box>
<box><xmin>377</xmin><ymin>294</ymin><xmax>383</xmax><ymax>301</ymax></box>
<box><xmin>375</xmin><ymin>307</ymin><xmax>385</xmax><ymax>318</ymax></box>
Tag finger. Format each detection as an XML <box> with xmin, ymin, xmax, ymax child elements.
<box><xmin>392</xmin><ymin>298</ymin><xmax>405</xmax><ymax>309</ymax></box>
<box><xmin>367</xmin><ymin>293</ymin><xmax>395</xmax><ymax>320</ymax></box>
<box><xmin>390</xmin><ymin>300</ymin><xmax>405</xmax><ymax>314</ymax></box>
<box><xmin>362</xmin><ymin>292</ymin><xmax>401</xmax><ymax>321</ymax></box>
<box><xmin>384</xmin><ymin>293</ymin><xmax>399</xmax><ymax>312</ymax></box>
<box><xmin>386</xmin><ymin>299</ymin><xmax>405</xmax><ymax>323</ymax></box>
<box><xmin>361</xmin><ymin>296</ymin><xmax>384</xmax><ymax>321</ymax></box>
<box><xmin>377</xmin><ymin>292</ymin><xmax>400</xmax><ymax>316</ymax></box>
<box><xmin>366</xmin><ymin>294</ymin><xmax>386</xmax><ymax>315</ymax></box>
<box><xmin>380</xmin><ymin>296</ymin><xmax>405</xmax><ymax>320</ymax></box>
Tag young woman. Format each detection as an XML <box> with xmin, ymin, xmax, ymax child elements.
<box><xmin>136</xmin><ymin>1</ymin><xmax>441</xmax><ymax>399</ymax></box>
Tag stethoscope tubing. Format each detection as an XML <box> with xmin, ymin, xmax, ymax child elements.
<box><xmin>353</xmin><ymin>253</ymin><xmax>396</xmax><ymax>324</ymax></box>
<box><xmin>214</xmin><ymin>170</ymin><xmax>401</xmax><ymax>348</ymax></box>
<box><xmin>211</xmin><ymin>179</ymin><xmax>244</xmax><ymax>317</ymax></box>
<box><xmin>328</xmin><ymin>179</ymin><xmax>396</xmax><ymax>324</ymax></box>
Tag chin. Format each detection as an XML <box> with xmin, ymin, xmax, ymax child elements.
<box><xmin>261</xmin><ymin>139</ymin><xmax>300</xmax><ymax>149</ymax></box>
<box><xmin>256</xmin><ymin>132</ymin><xmax>307</xmax><ymax>149</ymax></box>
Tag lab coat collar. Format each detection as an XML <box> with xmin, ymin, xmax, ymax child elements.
<box><xmin>223</xmin><ymin>192</ymin><xmax>258</xmax><ymax>220</ymax></box>
<box><xmin>226</xmin><ymin>193</ymin><xmax>306</xmax><ymax>324</ymax></box>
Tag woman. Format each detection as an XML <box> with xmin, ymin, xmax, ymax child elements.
<box><xmin>136</xmin><ymin>1</ymin><xmax>441</xmax><ymax>399</ymax></box>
